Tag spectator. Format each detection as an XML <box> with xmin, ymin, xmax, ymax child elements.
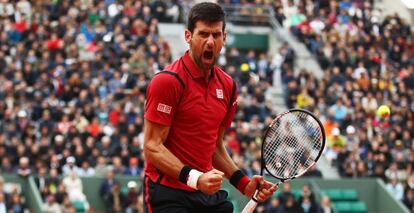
<box><xmin>111</xmin><ymin>156</ymin><xmax>126</xmax><ymax>175</ymax></box>
<box><xmin>45</xmin><ymin>168</ymin><xmax>60</xmax><ymax>198</ymax></box>
<box><xmin>54</xmin><ymin>183</ymin><xmax>67</xmax><ymax>205</ymax></box>
<box><xmin>283</xmin><ymin>194</ymin><xmax>303</xmax><ymax>213</ymax></box>
<box><xmin>104</xmin><ymin>182</ymin><xmax>125</xmax><ymax>213</ymax></box>
<box><xmin>264</xmin><ymin>197</ymin><xmax>283</xmax><ymax>213</ymax></box>
<box><xmin>95</xmin><ymin>156</ymin><xmax>109</xmax><ymax>177</ymax></box>
<box><xmin>0</xmin><ymin>157</ymin><xmax>13</xmax><ymax>174</ymax></box>
<box><xmin>124</xmin><ymin>157</ymin><xmax>141</xmax><ymax>176</ymax></box>
<box><xmin>16</xmin><ymin>157</ymin><xmax>31</xmax><ymax>177</ymax></box>
<box><xmin>329</xmin><ymin>99</ymin><xmax>347</xmax><ymax>124</ymax></box>
<box><xmin>298</xmin><ymin>184</ymin><xmax>315</xmax><ymax>204</ymax></box>
<box><xmin>0</xmin><ymin>192</ymin><xmax>6</xmax><ymax>213</ymax></box>
<box><xmin>62</xmin><ymin>171</ymin><xmax>89</xmax><ymax>210</ymax></box>
<box><xmin>35</xmin><ymin>166</ymin><xmax>48</xmax><ymax>194</ymax></box>
<box><xmin>303</xmin><ymin>164</ymin><xmax>323</xmax><ymax>178</ymax></box>
<box><xmin>403</xmin><ymin>188</ymin><xmax>414</xmax><ymax>210</ymax></box>
<box><xmin>301</xmin><ymin>196</ymin><xmax>319</xmax><ymax>213</ymax></box>
<box><xmin>296</xmin><ymin>88</ymin><xmax>314</xmax><ymax>109</ymax></box>
<box><xmin>278</xmin><ymin>182</ymin><xmax>294</xmax><ymax>204</ymax></box>
<box><xmin>60</xmin><ymin>194</ymin><xmax>75</xmax><ymax>213</ymax></box>
<box><xmin>385</xmin><ymin>162</ymin><xmax>407</xmax><ymax>183</ymax></box>
<box><xmin>98</xmin><ymin>135</ymin><xmax>114</xmax><ymax>158</ymax></box>
<box><xmin>77</xmin><ymin>161</ymin><xmax>95</xmax><ymax>177</ymax></box>
<box><xmin>125</xmin><ymin>181</ymin><xmax>139</xmax><ymax>213</ymax></box>
<box><xmin>386</xmin><ymin>178</ymin><xmax>404</xmax><ymax>200</ymax></box>
<box><xmin>43</xmin><ymin>195</ymin><xmax>62</xmax><ymax>213</ymax></box>
<box><xmin>317</xmin><ymin>196</ymin><xmax>334</xmax><ymax>213</ymax></box>
<box><xmin>100</xmin><ymin>169</ymin><xmax>118</xmax><ymax>202</ymax></box>
<box><xmin>8</xmin><ymin>193</ymin><xmax>24</xmax><ymax>213</ymax></box>
<box><xmin>325</xmin><ymin>127</ymin><xmax>346</xmax><ymax>165</ymax></box>
<box><xmin>62</xmin><ymin>156</ymin><xmax>80</xmax><ymax>177</ymax></box>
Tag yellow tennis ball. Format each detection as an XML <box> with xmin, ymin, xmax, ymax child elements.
<box><xmin>377</xmin><ymin>105</ymin><xmax>391</xmax><ymax>118</ymax></box>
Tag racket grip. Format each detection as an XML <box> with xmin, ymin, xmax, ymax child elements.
<box><xmin>241</xmin><ymin>189</ymin><xmax>259</xmax><ymax>213</ymax></box>
<box><xmin>241</xmin><ymin>199</ymin><xmax>258</xmax><ymax>213</ymax></box>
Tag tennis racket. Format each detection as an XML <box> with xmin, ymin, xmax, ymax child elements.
<box><xmin>241</xmin><ymin>109</ymin><xmax>326</xmax><ymax>213</ymax></box>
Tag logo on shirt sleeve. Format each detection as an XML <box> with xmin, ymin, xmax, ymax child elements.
<box><xmin>232</xmin><ymin>97</ymin><xmax>240</xmax><ymax>106</ymax></box>
<box><xmin>157</xmin><ymin>103</ymin><xmax>172</xmax><ymax>114</ymax></box>
<box><xmin>216</xmin><ymin>89</ymin><xmax>224</xmax><ymax>99</ymax></box>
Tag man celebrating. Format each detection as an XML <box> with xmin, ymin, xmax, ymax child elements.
<box><xmin>144</xmin><ymin>2</ymin><xmax>277</xmax><ymax>212</ymax></box>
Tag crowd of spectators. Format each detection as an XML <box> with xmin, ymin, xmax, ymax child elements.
<box><xmin>99</xmin><ymin>170</ymin><xmax>141</xmax><ymax>213</ymax></box>
<box><xmin>0</xmin><ymin>0</ymin><xmax>181</xmax><ymax>212</ymax></box>
<box><xmin>252</xmin><ymin>183</ymin><xmax>334</xmax><ymax>213</ymax></box>
<box><xmin>3</xmin><ymin>0</ymin><xmax>413</xmax><ymax>212</ymax></box>
<box><xmin>0</xmin><ymin>0</ymin><xmax>285</xmax><ymax>211</ymax></box>
<box><xmin>262</xmin><ymin>0</ymin><xmax>414</xmax><ymax>211</ymax></box>
<box><xmin>215</xmin><ymin>0</ymin><xmax>414</xmax><ymax>211</ymax></box>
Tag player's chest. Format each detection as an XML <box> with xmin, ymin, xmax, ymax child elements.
<box><xmin>176</xmin><ymin>79</ymin><xmax>228</xmax><ymax>124</ymax></box>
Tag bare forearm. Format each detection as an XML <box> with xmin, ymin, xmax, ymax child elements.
<box><xmin>212</xmin><ymin>144</ymin><xmax>239</xmax><ymax>180</ymax></box>
<box><xmin>144</xmin><ymin>142</ymin><xmax>184</xmax><ymax>180</ymax></box>
<box><xmin>144</xmin><ymin>119</ymin><xmax>184</xmax><ymax>180</ymax></box>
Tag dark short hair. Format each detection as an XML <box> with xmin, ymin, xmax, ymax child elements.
<box><xmin>187</xmin><ymin>2</ymin><xmax>226</xmax><ymax>33</ymax></box>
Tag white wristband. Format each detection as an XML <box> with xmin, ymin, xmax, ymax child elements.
<box><xmin>187</xmin><ymin>169</ymin><xmax>203</xmax><ymax>190</ymax></box>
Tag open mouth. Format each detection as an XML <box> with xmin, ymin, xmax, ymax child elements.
<box><xmin>203</xmin><ymin>51</ymin><xmax>213</xmax><ymax>60</ymax></box>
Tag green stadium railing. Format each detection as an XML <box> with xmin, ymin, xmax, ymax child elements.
<box><xmin>313</xmin><ymin>178</ymin><xmax>410</xmax><ymax>213</ymax></box>
<box><xmin>80</xmin><ymin>175</ymin><xmax>140</xmax><ymax>212</ymax></box>
<box><xmin>2</xmin><ymin>174</ymin><xmax>43</xmax><ymax>213</ymax></box>
<box><xmin>2</xmin><ymin>174</ymin><xmax>410</xmax><ymax>213</ymax></box>
<box><xmin>83</xmin><ymin>176</ymin><xmax>410</xmax><ymax>213</ymax></box>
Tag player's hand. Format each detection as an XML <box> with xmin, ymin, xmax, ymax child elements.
<box><xmin>244</xmin><ymin>175</ymin><xmax>278</xmax><ymax>202</ymax></box>
<box><xmin>197</xmin><ymin>169</ymin><xmax>224</xmax><ymax>195</ymax></box>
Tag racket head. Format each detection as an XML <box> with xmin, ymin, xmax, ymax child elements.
<box><xmin>261</xmin><ymin>109</ymin><xmax>326</xmax><ymax>180</ymax></box>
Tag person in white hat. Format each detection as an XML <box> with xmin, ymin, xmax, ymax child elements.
<box><xmin>325</xmin><ymin>128</ymin><xmax>346</xmax><ymax>165</ymax></box>
<box><xmin>125</xmin><ymin>181</ymin><xmax>139</xmax><ymax>213</ymax></box>
<box><xmin>62</xmin><ymin>156</ymin><xmax>80</xmax><ymax>177</ymax></box>
<box><xmin>345</xmin><ymin>125</ymin><xmax>359</xmax><ymax>151</ymax></box>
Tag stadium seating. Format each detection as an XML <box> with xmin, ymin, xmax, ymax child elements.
<box><xmin>0</xmin><ymin>0</ymin><xmax>413</xmax><ymax>212</ymax></box>
<box><xmin>322</xmin><ymin>189</ymin><xmax>366</xmax><ymax>213</ymax></box>
<box><xmin>72</xmin><ymin>200</ymin><xmax>86</xmax><ymax>213</ymax></box>
<box><xmin>322</xmin><ymin>189</ymin><xmax>358</xmax><ymax>201</ymax></box>
<box><xmin>271</xmin><ymin>188</ymin><xmax>302</xmax><ymax>199</ymax></box>
<box><xmin>333</xmin><ymin>201</ymin><xmax>367</xmax><ymax>213</ymax></box>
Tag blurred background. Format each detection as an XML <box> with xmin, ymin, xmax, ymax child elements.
<box><xmin>0</xmin><ymin>0</ymin><xmax>413</xmax><ymax>212</ymax></box>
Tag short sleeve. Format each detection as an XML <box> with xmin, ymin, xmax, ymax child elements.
<box><xmin>221</xmin><ymin>82</ymin><xmax>238</xmax><ymax>128</ymax></box>
<box><xmin>144</xmin><ymin>73</ymin><xmax>183</xmax><ymax>126</ymax></box>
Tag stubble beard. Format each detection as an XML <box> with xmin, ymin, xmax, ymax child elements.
<box><xmin>195</xmin><ymin>53</ymin><xmax>217</xmax><ymax>71</ymax></box>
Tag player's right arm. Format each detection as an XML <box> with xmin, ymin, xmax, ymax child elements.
<box><xmin>144</xmin><ymin>73</ymin><xmax>223</xmax><ymax>195</ymax></box>
<box><xmin>143</xmin><ymin>119</ymin><xmax>183</xmax><ymax>180</ymax></box>
<box><xmin>143</xmin><ymin>72</ymin><xmax>185</xmax><ymax>180</ymax></box>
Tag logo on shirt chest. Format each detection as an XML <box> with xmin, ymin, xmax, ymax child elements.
<box><xmin>157</xmin><ymin>103</ymin><xmax>172</xmax><ymax>114</ymax></box>
<box><xmin>216</xmin><ymin>89</ymin><xmax>224</xmax><ymax>99</ymax></box>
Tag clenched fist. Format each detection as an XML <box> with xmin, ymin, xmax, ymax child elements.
<box><xmin>197</xmin><ymin>169</ymin><xmax>224</xmax><ymax>195</ymax></box>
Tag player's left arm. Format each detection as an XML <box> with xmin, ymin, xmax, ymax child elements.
<box><xmin>212</xmin><ymin>127</ymin><xmax>277</xmax><ymax>201</ymax></box>
<box><xmin>212</xmin><ymin>127</ymin><xmax>239</xmax><ymax>179</ymax></box>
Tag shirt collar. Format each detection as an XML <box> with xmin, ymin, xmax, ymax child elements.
<box><xmin>182</xmin><ymin>50</ymin><xmax>215</xmax><ymax>80</ymax></box>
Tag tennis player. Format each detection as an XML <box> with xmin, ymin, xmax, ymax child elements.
<box><xmin>143</xmin><ymin>2</ymin><xmax>277</xmax><ymax>212</ymax></box>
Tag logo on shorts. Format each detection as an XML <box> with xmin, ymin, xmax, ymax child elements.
<box><xmin>157</xmin><ymin>103</ymin><xmax>172</xmax><ymax>114</ymax></box>
<box><xmin>216</xmin><ymin>89</ymin><xmax>224</xmax><ymax>99</ymax></box>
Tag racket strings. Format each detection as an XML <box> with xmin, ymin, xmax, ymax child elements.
<box><xmin>263</xmin><ymin>111</ymin><xmax>323</xmax><ymax>179</ymax></box>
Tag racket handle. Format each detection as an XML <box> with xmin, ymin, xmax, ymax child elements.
<box><xmin>241</xmin><ymin>190</ymin><xmax>259</xmax><ymax>213</ymax></box>
<box><xmin>241</xmin><ymin>199</ymin><xmax>258</xmax><ymax>213</ymax></box>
